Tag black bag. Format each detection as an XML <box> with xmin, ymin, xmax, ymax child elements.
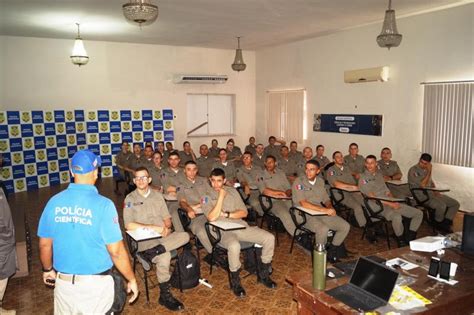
<box><xmin>243</xmin><ymin>247</ymin><xmax>262</xmax><ymax>274</ymax></box>
<box><xmin>170</xmin><ymin>249</ymin><xmax>200</xmax><ymax>290</ymax></box>
<box><xmin>106</xmin><ymin>269</ymin><xmax>127</xmax><ymax>314</ymax></box>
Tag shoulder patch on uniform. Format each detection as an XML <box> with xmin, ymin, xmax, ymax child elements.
<box><xmin>329</xmin><ymin>170</ymin><xmax>335</xmax><ymax>176</ymax></box>
<box><xmin>124</xmin><ymin>201</ymin><xmax>132</xmax><ymax>208</ymax></box>
<box><xmin>361</xmin><ymin>179</ymin><xmax>369</xmax><ymax>185</ymax></box>
<box><xmin>201</xmin><ymin>196</ymin><xmax>209</xmax><ymax>204</ymax></box>
<box><xmin>295</xmin><ymin>184</ymin><xmax>304</xmax><ymax>190</ymax></box>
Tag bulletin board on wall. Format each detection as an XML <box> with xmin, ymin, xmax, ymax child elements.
<box><xmin>0</xmin><ymin>109</ymin><xmax>174</xmax><ymax>194</ymax></box>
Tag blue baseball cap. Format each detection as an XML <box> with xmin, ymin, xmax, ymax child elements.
<box><xmin>70</xmin><ymin>149</ymin><xmax>102</xmax><ymax>174</ymax></box>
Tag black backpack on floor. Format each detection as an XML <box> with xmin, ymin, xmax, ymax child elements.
<box><xmin>170</xmin><ymin>249</ymin><xmax>200</xmax><ymax>290</ymax></box>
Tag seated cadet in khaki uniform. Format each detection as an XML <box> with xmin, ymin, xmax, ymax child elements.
<box><xmin>360</xmin><ymin>155</ymin><xmax>423</xmax><ymax>246</ymax></box>
<box><xmin>161</xmin><ymin>151</ymin><xmax>185</xmax><ymax>232</ymax></box>
<box><xmin>326</xmin><ymin>151</ymin><xmax>366</xmax><ymax>228</ymax></box>
<box><xmin>149</xmin><ymin>151</ymin><xmax>165</xmax><ymax>191</ymax></box>
<box><xmin>314</xmin><ymin>145</ymin><xmax>331</xmax><ymax>169</ymax></box>
<box><xmin>139</xmin><ymin>145</ymin><xmax>155</xmax><ymax>170</ymax></box>
<box><xmin>236</xmin><ymin>151</ymin><xmax>264</xmax><ymax>216</ymax></box>
<box><xmin>257</xmin><ymin>155</ymin><xmax>296</xmax><ymax>236</ymax></box>
<box><xmin>277</xmin><ymin>145</ymin><xmax>298</xmax><ymax>183</ymax></box>
<box><xmin>177</xmin><ymin>161</ymin><xmax>213</xmax><ymax>254</ymax></box>
<box><xmin>126</xmin><ymin>143</ymin><xmax>145</xmax><ymax>177</ymax></box>
<box><xmin>264</xmin><ymin>136</ymin><xmax>285</xmax><ymax>159</ymax></box>
<box><xmin>155</xmin><ymin>141</ymin><xmax>168</xmax><ymax>168</ymax></box>
<box><xmin>124</xmin><ymin>167</ymin><xmax>190</xmax><ymax>311</ymax></box>
<box><xmin>114</xmin><ymin>141</ymin><xmax>132</xmax><ymax>191</ymax></box>
<box><xmin>208</xmin><ymin>139</ymin><xmax>220</xmax><ymax>159</ymax></box>
<box><xmin>244</xmin><ymin>137</ymin><xmax>257</xmax><ymax>156</ymax></box>
<box><xmin>196</xmin><ymin>144</ymin><xmax>214</xmax><ymax>178</ymax></box>
<box><xmin>227</xmin><ymin>138</ymin><xmax>243</xmax><ymax>155</ymax></box>
<box><xmin>408</xmin><ymin>153</ymin><xmax>460</xmax><ymax>233</ymax></box>
<box><xmin>163</xmin><ymin>142</ymin><xmax>174</xmax><ymax>163</ymax></box>
<box><xmin>289</xmin><ymin>141</ymin><xmax>303</xmax><ymax>163</ymax></box>
<box><xmin>226</xmin><ymin>139</ymin><xmax>242</xmax><ymax>167</ymax></box>
<box><xmin>343</xmin><ymin>143</ymin><xmax>365</xmax><ymax>180</ymax></box>
<box><xmin>178</xmin><ymin>141</ymin><xmax>196</xmax><ymax>167</ymax></box>
<box><xmin>212</xmin><ymin>148</ymin><xmax>237</xmax><ymax>186</ymax></box>
<box><xmin>253</xmin><ymin>144</ymin><xmax>266</xmax><ymax>169</ymax></box>
<box><xmin>378</xmin><ymin>147</ymin><xmax>411</xmax><ymax>198</ymax></box>
<box><xmin>295</xmin><ymin>147</ymin><xmax>315</xmax><ymax>177</ymax></box>
<box><xmin>292</xmin><ymin>160</ymin><xmax>350</xmax><ymax>261</ymax></box>
<box><xmin>201</xmin><ymin>168</ymin><xmax>276</xmax><ymax>297</ymax></box>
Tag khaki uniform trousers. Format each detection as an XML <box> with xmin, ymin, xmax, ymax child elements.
<box><xmin>189</xmin><ymin>215</ymin><xmax>213</xmax><ymax>253</ymax></box>
<box><xmin>305</xmin><ymin>216</ymin><xmax>350</xmax><ymax>246</ymax></box>
<box><xmin>271</xmin><ymin>200</ymin><xmax>296</xmax><ymax>236</ymax></box>
<box><xmin>426</xmin><ymin>194</ymin><xmax>460</xmax><ymax>222</ymax></box>
<box><xmin>248</xmin><ymin>190</ymin><xmax>264</xmax><ymax>216</ymax></box>
<box><xmin>340</xmin><ymin>192</ymin><xmax>366</xmax><ymax>227</ymax></box>
<box><xmin>166</xmin><ymin>201</ymin><xmax>184</xmax><ymax>232</ymax></box>
<box><xmin>370</xmin><ymin>203</ymin><xmax>422</xmax><ymax>236</ymax></box>
<box><xmin>151</xmin><ymin>232</ymin><xmax>190</xmax><ymax>283</ymax></box>
<box><xmin>219</xmin><ymin>227</ymin><xmax>275</xmax><ymax>272</ymax></box>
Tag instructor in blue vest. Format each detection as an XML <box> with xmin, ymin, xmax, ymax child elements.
<box><xmin>38</xmin><ymin>149</ymin><xmax>138</xmax><ymax>314</ymax></box>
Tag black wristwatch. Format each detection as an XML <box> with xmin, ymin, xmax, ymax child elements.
<box><xmin>42</xmin><ymin>266</ymin><xmax>54</xmax><ymax>272</ymax></box>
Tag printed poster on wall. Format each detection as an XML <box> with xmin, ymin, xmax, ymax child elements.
<box><xmin>313</xmin><ymin>114</ymin><xmax>383</xmax><ymax>136</ymax></box>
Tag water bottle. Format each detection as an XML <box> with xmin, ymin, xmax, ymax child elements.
<box><xmin>312</xmin><ymin>243</ymin><xmax>326</xmax><ymax>290</ymax></box>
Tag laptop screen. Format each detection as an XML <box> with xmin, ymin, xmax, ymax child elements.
<box><xmin>350</xmin><ymin>257</ymin><xmax>399</xmax><ymax>302</ymax></box>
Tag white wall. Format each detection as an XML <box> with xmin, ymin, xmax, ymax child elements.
<box><xmin>0</xmin><ymin>36</ymin><xmax>256</xmax><ymax>150</ymax></box>
<box><xmin>256</xmin><ymin>4</ymin><xmax>473</xmax><ymax>211</ymax></box>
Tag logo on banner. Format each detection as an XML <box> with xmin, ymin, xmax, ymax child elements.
<box><xmin>1</xmin><ymin>168</ymin><xmax>11</xmax><ymax>180</ymax></box>
<box><xmin>100</xmin><ymin>122</ymin><xmax>109</xmax><ymax>132</ymax></box>
<box><xmin>47</xmin><ymin>136</ymin><xmax>56</xmax><ymax>147</ymax></box>
<box><xmin>0</xmin><ymin>140</ymin><xmax>8</xmax><ymax>152</ymax></box>
<box><xmin>89</xmin><ymin>134</ymin><xmax>98</xmax><ymax>144</ymax></box>
<box><xmin>154</xmin><ymin>132</ymin><xmax>162</xmax><ymax>140</ymax></box>
<box><xmin>58</xmin><ymin>147</ymin><xmax>67</xmax><ymax>158</ymax></box>
<box><xmin>68</xmin><ymin>135</ymin><xmax>76</xmax><ymax>145</ymax></box>
<box><xmin>111</xmin><ymin>111</ymin><xmax>119</xmax><ymax>120</ymax></box>
<box><xmin>165</xmin><ymin>121</ymin><xmax>172</xmax><ymax>129</ymax></box>
<box><xmin>133</xmin><ymin>111</ymin><xmax>141</xmax><ymax>120</ymax></box>
<box><xmin>66</xmin><ymin>111</ymin><xmax>74</xmax><ymax>121</ymax></box>
<box><xmin>88</xmin><ymin>111</ymin><xmax>96</xmax><ymax>121</ymax></box>
<box><xmin>61</xmin><ymin>171</ymin><xmax>69</xmax><ymax>183</ymax></box>
<box><xmin>76</xmin><ymin>122</ymin><xmax>84</xmax><ymax>132</ymax></box>
<box><xmin>112</xmin><ymin>133</ymin><xmax>120</xmax><ymax>143</ymax></box>
<box><xmin>13</xmin><ymin>153</ymin><xmax>23</xmax><ymax>164</ymax></box>
<box><xmin>122</xmin><ymin>122</ymin><xmax>131</xmax><ymax>131</ymax></box>
<box><xmin>23</xmin><ymin>138</ymin><xmax>33</xmax><ymax>149</ymax></box>
<box><xmin>10</xmin><ymin>125</ymin><xmax>20</xmax><ymax>137</ymax></box>
<box><xmin>49</xmin><ymin>161</ymin><xmax>58</xmax><ymax>172</ymax></box>
<box><xmin>35</xmin><ymin>125</ymin><xmax>44</xmax><ymax>135</ymax></box>
<box><xmin>45</xmin><ymin>111</ymin><xmax>53</xmax><ymax>122</ymax></box>
<box><xmin>26</xmin><ymin>164</ymin><xmax>36</xmax><ymax>175</ymax></box>
<box><xmin>102</xmin><ymin>167</ymin><xmax>111</xmax><ymax>177</ymax></box>
<box><xmin>133</xmin><ymin>133</ymin><xmax>142</xmax><ymax>142</ymax></box>
<box><xmin>15</xmin><ymin>179</ymin><xmax>25</xmax><ymax>191</ymax></box>
<box><xmin>0</xmin><ymin>113</ymin><xmax>5</xmax><ymax>124</ymax></box>
<box><xmin>154</xmin><ymin>111</ymin><xmax>161</xmax><ymax>119</ymax></box>
<box><xmin>144</xmin><ymin>121</ymin><xmax>152</xmax><ymax>130</ymax></box>
<box><xmin>39</xmin><ymin>175</ymin><xmax>48</xmax><ymax>186</ymax></box>
<box><xmin>101</xmin><ymin>145</ymin><xmax>110</xmax><ymax>154</ymax></box>
<box><xmin>21</xmin><ymin>112</ymin><xmax>31</xmax><ymax>123</ymax></box>
<box><xmin>56</xmin><ymin>123</ymin><xmax>65</xmax><ymax>133</ymax></box>
<box><xmin>37</xmin><ymin>150</ymin><xmax>46</xmax><ymax>161</ymax></box>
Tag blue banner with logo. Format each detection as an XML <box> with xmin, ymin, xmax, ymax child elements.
<box><xmin>313</xmin><ymin>114</ymin><xmax>383</xmax><ymax>136</ymax></box>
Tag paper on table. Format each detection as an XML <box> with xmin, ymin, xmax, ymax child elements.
<box><xmin>386</xmin><ymin>258</ymin><xmax>418</xmax><ymax>270</ymax></box>
<box><xmin>296</xmin><ymin>206</ymin><xmax>327</xmax><ymax>216</ymax></box>
<box><xmin>163</xmin><ymin>194</ymin><xmax>178</xmax><ymax>201</ymax></box>
<box><xmin>389</xmin><ymin>285</ymin><xmax>431</xmax><ymax>311</ymax></box>
<box><xmin>210</xmin><ymin>221</ymin><xmax>246</xmax><ymax>231</ymax></box>
<box><xmin>386</xmin><ymin>180</ymin><xmax>407</xmax><ymax>186</ymax></box>
<box><xmin>127</xmin><ymin>228</ymin><xmax>161</xmax><ymax>241</ymax></box>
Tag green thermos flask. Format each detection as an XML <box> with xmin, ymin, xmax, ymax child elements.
<box><xmin>312</xmin><ymin>243</ymin><xmax>326</xmax><ymax>290</ymax></box>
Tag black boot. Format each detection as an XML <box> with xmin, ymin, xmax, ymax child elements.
<box><xmin>395</xmin><ymin>235</ymin><xmax>408</xmax><ymax>248</ymax></box>
<box><xmin>326</xmin><ymin>244</ymin><xmax>339</xmax><ymax>263</ymax></box>
<box><xmin>159</xmin><ymin>281</ymin><xmax>184</xmax><ymax>311</ymax></box>
<box><xmin>230</xmin><ymin>269</ymin><xmax>246</xmax><ymax>297</ymax></box>
<box><xmin>257</xmin><ymin>262</ymin><xmax>277</xmax><ymax>289</ymax></box>
<box><xmin>438</xmin><ymin>219</ymin><xmax>453</xmax><ymax>234</ymax></box>
<box><xmin>405</xmin><ymin>230</ymin><xmax>417</xmax><ymax>242</ymax></box>
<box><xmin>137</xmin><ymin>245</ymin><xmax>167</xmax><ymax>271</ymax></box>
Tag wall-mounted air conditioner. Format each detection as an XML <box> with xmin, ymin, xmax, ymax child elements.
<box><xmin>173</xmin><ymin>74</ymin><xmax>228</xmax><ymax>84</ymax></box>
<box><xmin>344</xmin><ymin>66</ymin><xmax>389</xmax><ymax>83</ymax></box>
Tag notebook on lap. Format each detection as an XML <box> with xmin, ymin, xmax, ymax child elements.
<box><xmin>326</xmin><ymin>256</ymin><xmax>398</xmax><ymax>312</ymax></box>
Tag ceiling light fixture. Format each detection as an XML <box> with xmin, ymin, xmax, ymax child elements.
<box><xmin>70</xmin><ymin>23</ymin><xmax>89</xmax><ymax>66</ymax></box>
<box><xmin>377</xmin><ymin>0</ymin><xmax>402</xmax><ymax>49</ymax></box>
<box><xmin>231</xmin><ymin>37</ymin><xmax>246</xmax><ymax>72</ymax></box>
<box><xmin>122</xmin><ymin>0</ymin><xmax>159</xmax><ymax>27</ymax></box>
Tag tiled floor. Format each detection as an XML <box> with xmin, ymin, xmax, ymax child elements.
<box><xmin>2</xmin><ymin>178</ymin><xmax>465</xmax><ymax>314</ymax></box>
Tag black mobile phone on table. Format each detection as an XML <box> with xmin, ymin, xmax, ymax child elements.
<box><xmin>439</xmin><ymin>261</ymin><xmax>451</xmax><ymax>280</ymax></box>
<box><xmin>428</xmin><ymin>258</ymin><xmax>440</xmax><ymax>277</ymax></box>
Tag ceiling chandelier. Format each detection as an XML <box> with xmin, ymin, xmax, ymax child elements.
<box><xmin>377</xmin><ymin>0</ymin><xmax>402</xmax><ymax>49</ymax></box>
<box><xmin>231</xmin><ymin>37</ymin><xmax>246</xmax><ymax>72</ymax></box>
<box><xmin>70</xmin><ymin>23</ymin><xmax>89</xmax><ymax>66</ymax></box>
<box><xmin>122</xmin><ymin>0</ymin><xmax>159</xmax><ymax>27</ymax></box>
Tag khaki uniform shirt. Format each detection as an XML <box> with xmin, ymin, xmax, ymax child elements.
<box><xmin>277</xmin><ymin>158</ymin><xmax>297</xmax><ymax>177</ymax></box>
<box><xmin>115</xmin><ymin>151</ymin><xmax>132</xmax><ymax>176</ymax></box>
<box><xmin>149</xmin><ymin>165</ymin><xmax>164</xmax><ymax>189</ymax></box>
<box><xmin>377</xmin><ymin>160</ymin><xmax>402</xmax><ymax>178</ymax></box>
<box><xmin>343</xmin><ymin>154</ymin><xmax>365</xmax><ymax>175</ymax></box>
<box><xmin>257</xmin><ymin>169</ymin><xmax>291</xmax><ymax>193</ymax></box>
<box><xmin>227</xmin><ymin>148</ymin><xmax>242</xmax><ymax>161</ymax></box>
<box><xmin>314</xmin><ymin>155</ymin><xmax>331</xmax><ymax>169</ymax></box>
<box><xmin>326</xmin><ymin>165</ymin><xmax>357</xmax><ymax>186</ymax></box>
<box><xmin>264</xmin><ymin>144</ymin><xmax>282</xmax><ymax>159</ymax></box>
<box><xmin>212</xmin><ymin>161</ymin><xmax>236</xmax><ymax>181</ymax></box>
<box><xmin>139</xmin><ymin>158</ymin><xmax>155</xmax><ymax>171</ymax></box>
<box><xmin>289</xmin><ymin>150</ymin><xmax>303</xmax><ymax>163</ymax></box>
<box><xmin>408</xmin><ymin>164</ymin><xmax>433</xmax><ymax>188</ymax></box>
<box><xmin>179</xmin><ymin>151</ymin><xmax>194</xmax><ymax>167</ymax></box>
<box><xmin>208</xmin><ymin>147</ymin><xmax>220</xmax><ymax>158</ymax></box>
<box><xmin>160</xmin><ymin>168</ymin><xmax>185</xmax><ymax>191</ymax></box>
<box><xmin>253</xmin><ymin>155</ymin><xmax>265</xmax><ymax>169</ymax></box>
<box><xmin>128</xmin><ymin>154</ymin><xmax>145</xmax><ymax>172</ymax></box>
<box><xmin>358</xmin><ymin>170</ymin><xmax>390</xmax><ymax>197</ymax></box>
<box><xmin>177</xmin><ymin>176</ymin><xmax>209</xmax><ymax>205</ymax></box>
<box><xmin>196</xmin><ymin>156</ymin><xmax>214</xmax><ymax>178</ymax></box>
<box><xmin>292</xmin><ymin>176</ymin><xmax>330</xmax><ymax>206</ymax></box>
<box><xmin>200</xmin><ymin>186</ymin><xmax>248</xmax><ymax>226</ymax></box>
<box><xmin>123</xmin><ymin>189</ymin><xmax>170</xmax><ymax>251</ymax></box>
<box><xmin>244</xmin><ymin>144</ymin><xmax>257</xmax><ymax>156</ymax></box>
<box><xmin>236</xmin><ymin>166</ymin><xmax>262</xmax><ymax>190</ymax></box>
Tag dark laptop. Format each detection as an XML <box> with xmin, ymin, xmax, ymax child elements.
<box><xmin>326</xmin><ymin>256</ymin><xmax>399</xmax><ymax>312</ymax></box>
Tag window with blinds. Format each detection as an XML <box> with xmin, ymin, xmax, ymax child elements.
<box><xmin>422</xmin><ymin>82</ymin><xmax>473</xmax><ymax>167</ymax></box>
<box><xmin>267</xmin><ymin>89</ymin><xmax>307</xmax><ymax>143</ymax></box>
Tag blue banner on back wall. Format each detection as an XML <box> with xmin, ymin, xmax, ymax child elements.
<box><xmin>313</xmin><ymin>114</ymin><xmax>383</xmax><ymax>136</ymax></box>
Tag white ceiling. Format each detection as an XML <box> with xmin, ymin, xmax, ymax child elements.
<box><xmin>0</xmin><ymin>0</ymin><xmax>469</xmax><ymax>50</ymax></box>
